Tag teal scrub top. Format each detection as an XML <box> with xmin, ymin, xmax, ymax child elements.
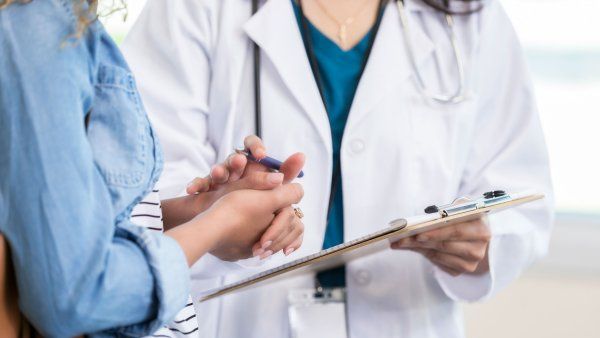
<box><xmin>293</xmin><ymin>2</ymin><xmax>376</xmax><ymax>287</ymax></box>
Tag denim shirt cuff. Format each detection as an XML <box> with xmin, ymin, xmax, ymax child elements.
<box><xmin>93</xmin><ymin>225</ymin><xmax>191</xmax><ymax>337</ymax></box>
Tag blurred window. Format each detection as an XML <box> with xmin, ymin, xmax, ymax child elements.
<box><xmin>503</xmin><ymin>0</ymin><xmax>600</xmax><ymax>215</ymax></box>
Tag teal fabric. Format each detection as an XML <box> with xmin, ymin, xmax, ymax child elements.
<box><xmin>293</xmin><ymin>2</ymin><xmax>374</xmax><ymax>287</ymax></box>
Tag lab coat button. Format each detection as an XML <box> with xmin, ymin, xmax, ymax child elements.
<box><xmin>354</xmin><ymin>270</ymin><xmax>372</xmax><ymax>285</ymax></box>
<box><xmin>350</xmin><ymin>139</ymin><xmax>365</xmax><ymax>154</ymax></box>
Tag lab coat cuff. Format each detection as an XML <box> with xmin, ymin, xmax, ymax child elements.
<box><xmin>433</xmin><ymin>241</ymin><xmax>495</xmax><ymax>303</ymax></box>
<box><xmin>434</xmin><ymin>210</ymin><xmax>538</xmax><ymax>302</ymax></box>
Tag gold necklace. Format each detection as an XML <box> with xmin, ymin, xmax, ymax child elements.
<box><xmin>313</xmin><ymin>0</ymin><xmax>373</xmax><ymax>48</ymax></box>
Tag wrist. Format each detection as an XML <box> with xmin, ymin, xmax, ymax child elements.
<box><xmin>162</xmin><ymin>192</ymin><xmax>213</xmax><ymax>230</ymax></box>
<box><xmin>164</xmin><ymin>209</ymin><xmax>223</xmax><ymax>266</ymax></box>
<box><xmin>191</xmin><ymin>208</ymin><xmax>225</xmax><ymax>252</ymax></box>
<box><xmin>192</xmin><ymin>189</ymin><xmax>212</xmax><ymax>210</ymax></box>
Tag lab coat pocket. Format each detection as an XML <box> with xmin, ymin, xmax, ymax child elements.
<box><xmin>88</xmin><ymin>63</ymin><xmax>152</xmax><ymax>188</ymax></box>
<box><xmin>407</xmin><ymin>93</ymin><xmax>478</xmax><ymax>197</ymax></box>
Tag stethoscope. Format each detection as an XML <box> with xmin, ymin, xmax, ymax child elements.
<box><xmin>397</xmin><ymin>0</ymin><xmax>466</xmax><ymax>104</ymax></box>
<box><xmin>250</xmin><ymin>0</ymin><xmax>486</xmax><ymax>136</ymax></box>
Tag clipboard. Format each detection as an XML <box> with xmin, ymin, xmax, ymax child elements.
<box><xmin>199</xmin><ymin>190</ymin><xmax>544</xmax><ymax>302</ymax></box>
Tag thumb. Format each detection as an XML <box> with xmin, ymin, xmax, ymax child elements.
<box><xmin>280</xmin><ymin>152</ymin><xmax>306</xmax><ymax>183</ymax></box>
<box><xmin>230</xmin><ymin>171</ymin><xmax>284</xmax><ymax>191</ymax></box>
<box><xmin>269</xmin><ymin>183</ymin><xmax>304</xmax><ymax>210</ymax></box>
<box><xmin>186</xmin><ymin>176</ymin><xmax>212</xmax><ymax>195</ymax></box>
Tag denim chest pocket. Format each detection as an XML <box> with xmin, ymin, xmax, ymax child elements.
<box><xmin>87</xmin><ymin>63</ymin><xmax>153</xmax><ymax>188</ymax></box>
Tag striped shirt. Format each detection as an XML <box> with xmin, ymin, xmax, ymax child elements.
<box><xmin>130</xmin><ymin>189</ymin><xmax>200</xmax><ymax>338</ymax></box>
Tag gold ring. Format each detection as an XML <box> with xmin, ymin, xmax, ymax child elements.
<box><xmin>294</xmin><ymin>207</ymin><xmax>304</xmax><ymax>219</ymax></box>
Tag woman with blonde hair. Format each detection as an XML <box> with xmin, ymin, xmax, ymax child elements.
<box><xmin>0</xmin><ymin>0</ymin><xmax>306</xmax><ymax>336</ymax></box>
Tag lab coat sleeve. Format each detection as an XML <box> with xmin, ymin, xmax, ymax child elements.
<box><xmin>121</xmin><ymin>0</ymin><xmax>217</xmax><ymax>199</ymax></box>
<box><xmin>122</xmin><ymin>0</ymin><xmax>262</xmax><ymax>279</ymax></box>
<box><xmin>433</xmin><ymin>2</ymin><xmax>555</xmax><ymax>302</ymax></box>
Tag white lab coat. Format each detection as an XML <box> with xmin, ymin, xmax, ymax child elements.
<box><xmin>122</xmin><ymin>0</ymin><xmax>554</xmax><ymax>337</ymax></box>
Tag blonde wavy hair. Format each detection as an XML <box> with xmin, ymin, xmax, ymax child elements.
<box><xmin>0</xmin><ymin>0</ymin><xmax>127</xmax><ymax>38</ymax></box>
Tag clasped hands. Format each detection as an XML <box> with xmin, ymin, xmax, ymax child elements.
<box><xmin>164</xmin><ymin>136</ymin><xmax>305</xmax><ymax>263</ymax></box>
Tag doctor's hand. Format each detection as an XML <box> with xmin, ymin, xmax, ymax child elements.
<box><xmin>181</xmin><ymin>134</ymin><xmax>305</xmax><ymax>219</ymax></box>
<box><xmin>186</xmin><ymin>135</ymin><xmax>305</xmax><ymax>196</ymax></box>
<box><xmin>391</xmin><ymin>217</ymin><xmax>491</xmax><ymax>276</ymax></box>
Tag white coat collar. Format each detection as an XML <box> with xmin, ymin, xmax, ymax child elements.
<box><xmin>347</xmin><ymin>0</ymin><xmax>434</xmax><ymax>130</ymax></box>
<box><xmin>243</xmin><ymin>0</ymin><xmax>434</xmax><ymax>144</ymax></box>
<box><xmin>244</xmin><ymin>0</ymin><xmax>331</xmax><ymax>150</ymax></box>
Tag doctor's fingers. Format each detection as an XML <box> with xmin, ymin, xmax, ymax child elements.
<box><xmin>283</xmin><ymin>233</ymin><xmax>303</xmax><ymax>257</ymax></box>
<box><xmin>209</xmin><ymin>152</ymin><xmax>249</xmax><ymax>186</ymax></box>
<box><xmin>396</xmin><ymin>239</ymin><xmax>488</xmax><ymax>262</ymax></box>
<box><xmin>244</xmin><ymin>135</ymin><xmax>267</xmax><ymax>159</ymax></box>
<box><xmin>209</xmin><ymin>164</ymin><xmax>230</xmax><ymax>186</ymax></box>
<box><xmin>413</xmin><ymin>218</ymin><xmax>491</xmax><ymax>243</ymax></box>
<box><xmin>255</xmin><ymin>208</ymin><xmax>304</xmax><ymax>258</ymax></box>
<box><xmin>266</xmin><ymin>183</ymin><xmax>304</xmax><ymax>210</ymax></box>
<box><xmin>220</xmin><ymin>152</ymin><xmax>248</xmax><ymax>182</ymax></box>
<box><xmin>269</xmin><ymin>226</ymin><xmax>304</xmax><ymax>258</ymax></box>
<box><xmin>241</xmin><ymin>161</ymin><xmax>271</xmax><ymax>179</ymax></box>
<box><xmin>186</xmin><ymin>176</ymin><xmax>212</xmax><ymax>195</ymax></box>
<box><xmin>228</xmin><ymin>171</ymin><xmax>285</xmax><ymax>193</ymax></box>
<box><xmin>280</xmin><ymin>152</ymin><xmax>306</xmax><ymax>183</ymax></box>
<box><xmin>409</xmin><ymin>248</ymin><xmax>480</xmax><ymax>275</ymax></box>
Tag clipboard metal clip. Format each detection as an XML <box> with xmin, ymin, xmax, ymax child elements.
<box><xmin>424</xmin><ymin>190</ymin><xmax>510</xmax><ymax>218</ymax></box>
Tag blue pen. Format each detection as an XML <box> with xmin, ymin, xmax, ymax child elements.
<box><xmin>235</xmin><ymin>148</ymin><xmax>305</xmax><ymax>178</ymax></box>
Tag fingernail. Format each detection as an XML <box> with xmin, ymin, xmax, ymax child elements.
<box><xmin>253</xmin><ymin>248</ymin><xmax>265</xmax><ymax>257</ymax></box>
<box><xmin>284</xmin><ymin>248</ymin><xmax>295</xmax><ymax>256</ymax></box>
<box><xmin>267</xmin><ymin>173</ymin><xmax>284</xmax><ymax>184</ymax></box>
<box><xmin>261</xmin><ymin>241</ymin><xmax>273</xmax><ymax>250</ymax></box>
<box><xmin>186</xmin><ymin>180</ymin><xmax>195</xmax><ymax>188</ymax></box>
<box><xmin>260</xmin><ymin>250</ymin><xmax>273</xmax><ymax>260</ymax></box>
<box><xmin>417</xmin><ymin>235</ymin><xmax>428</xmax><ymax>242</ymax></box>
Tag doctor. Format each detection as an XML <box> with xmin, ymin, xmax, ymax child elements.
<box><xmin>123</xmin><ymin>0</ymin><xmax>554</xmax><ymax>337</ymax></box>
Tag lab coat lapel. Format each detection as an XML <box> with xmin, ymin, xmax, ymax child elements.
<box><xmin>347</xmin><ymin>1</ymin><xmax>434</xmax><ymax>130</ymax></box>
<box><xmin>244</xmin><ymin>0</ymin><xmax>332</xmax><ymax>152</ymax></box>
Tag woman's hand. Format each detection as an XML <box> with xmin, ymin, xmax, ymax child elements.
<box><xmin>391</xmin><ymin>217</ymin><xmax>491</xmax><ymax>276</ymax></box>
<box><xmin>164</xmin><ymin>136</ymin><xmax>306</xmax><ymax>263</ymax></box>
<box><xmin>250</xmin><ymin>206</ymin><xmax>304</xmax><ymax>259</ymax></box>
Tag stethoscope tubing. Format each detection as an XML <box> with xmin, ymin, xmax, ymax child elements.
<box><xmin>395</xmin><ymin>0</ymin><xmax>468</xmax><ymax>104</ymax></box>
<box><xmin>250</xmin><ymin>0</ymin><xmax>485</xmax><ymax>136</ymax></box>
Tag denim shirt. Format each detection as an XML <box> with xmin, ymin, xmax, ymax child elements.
<box><xmin>0</xmin><ymin>1</ymin><xmax>190</xmax><ymax>336</ymax></box>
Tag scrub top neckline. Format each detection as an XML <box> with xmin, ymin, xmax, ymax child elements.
<box><xmin>292</xmin><ymin>0</ymin><xmax>376</xmax><ymax>56</ymax></box>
